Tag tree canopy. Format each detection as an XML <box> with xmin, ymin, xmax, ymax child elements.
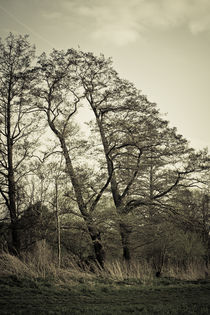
<box><xmin>0</xmin><ymin>33</ymin><xmax>209</xmax><ymax>269</ymax></box>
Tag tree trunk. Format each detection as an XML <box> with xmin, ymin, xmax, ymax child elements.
<box><xmin>87</xmin><ymin>219</ymin><xmax>105</xmax><ymax>268</ymax></box>
<box><xmin>95</xmin><ymin>115</ymin><xmax>132</xmax><ymax>262</ymax></box>
<box><xmin>55</xmin><ymin>179</ymin><xmax>61</xmax><ymax>268</ymax></box>
<box><xmin>47</xmin><ymin>118</ymin><xmax>105</xmax><ymax>267</ymax></box>
<box><xmin>60</xmin><ymin>138</ymin><xmax>105</xmax><ymax>267</ymax></box>
<box><xmin>8</xmin><ymin>169</ymin><xmax>19</xmax><ymax>253</ymax></box>
<box><xmin>7</xmin><ymin>90</ymin><xmax>20</xmax><ymax>254</ymax></box>
<box><xmin>119</xmin><ymin>222</ymin><xmax>131</xmax><ymax>261</ymax></box>
<box><xmin>9</xmin><ymin>220</ymin><xmax>20</xmax><ymax>254</ymax></box>
<box><xmin>201</xmin><ymin>195</ymin><xmax>209</xmax><ymax>268</ymax></box>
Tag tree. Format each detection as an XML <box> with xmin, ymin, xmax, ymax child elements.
<box><xmin>34</xmin><ymin>48</ymin><xmax>210</xmax><ymax>263</ymax></box>
<box><xmin>77</xmin><ymin>51</ymin><xmax>210</xmax><ymax>261</ymax></box>
<box><xmin>18</xmin><ymin>201</ymin><xmax>56</xmax><ymax>251</ymax></box>
<box><xmin>34</xmin><ymin>49</ymin><xmax>112</xmax><ymax>267</ymax></box>
<box><xmin>166</xmin><ymin>183</ymin><xmax>210</xmax><ymax>267</ymax></box>
<box><xmin>0</xmin><ymin>33</ymin><xmax>38</xmax><ymax>253</ymax></box>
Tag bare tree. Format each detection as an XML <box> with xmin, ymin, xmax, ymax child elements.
<box><xmin>0</xmin><ymin>33</ymin><xmax>38</xmax><ymax>253</ymax></box>
<box><xmin>34</xmin><ymin>49</ymin><xmax>112</xmax><ymax>267</ymax></box>
<box><xmin>77</xmin><ymin>52</ymin><xmax>209</xmax><ymax>261</ymax></box>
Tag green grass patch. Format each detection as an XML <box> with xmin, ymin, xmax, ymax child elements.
<box><xmin>0</xmin><ymin>275</ymin><xmax>210</xmax><ymax>314</ymax></box>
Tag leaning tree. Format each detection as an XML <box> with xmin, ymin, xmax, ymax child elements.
<box><xmin>34</xmin><ymin>49</ymin><xmax>115</xmax><ymax>267</ymax></box>
<box><xmin>76</xmin><ymin>51</ymin><xmax>210</xmax><ymax>261</ymax></box>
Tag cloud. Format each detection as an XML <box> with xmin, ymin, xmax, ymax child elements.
<box><xmin>159</xmin><ymin>0</ymin><xmax>210</xmax><ymax>33</ymax></box>
<box><xmin>189</xmin><ymin>17</ymin><xmax>210</xmax><ymax>35</ymax></box>
<box><xmin>42</xmin><ymin>11</ymin><xmax>62</xmax><ymax>20</ymax></box>
<box><xmin>60</xmin><ymin>0</ymin><xmax>210</xmax><ymax>46</ymax></box>
<box><xmin>92</xmin><ymin>27</ymin><xmax>139</xmax><ymax>46</ymax></box>
<box><xmin>74</xmin><ymin>0</ymin><xmax>143</xmax><ymax>46</ymax></box>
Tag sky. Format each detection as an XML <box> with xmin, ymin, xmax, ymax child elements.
<box><xmin>0</xmin><ymin>0</ymin><xmax>209</xmax><ymax>150</ymax></box>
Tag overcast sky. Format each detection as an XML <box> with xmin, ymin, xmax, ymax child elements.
<box><xmin>0</xmin><ymin>0</ymin><xmax>209</xmax><ymax>150</ymax></box>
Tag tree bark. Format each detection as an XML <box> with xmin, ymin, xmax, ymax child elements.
<box><xmin>55</xmin><ymin>179</ymin><xmax>61</xmax><ymax>268</ymax></box>
<box><xmin>119</xmin><ymin>222</ymin><xmax>131</xmax><ymax>261</ymax></box>
<box><xmin>87</xmin><ymin>219</ymin><xmax>105</xmax><ymax>268</ymax></box>
<box><xmin>48</xmin><ymin>117</ymin><xmax>105</xmax><ymax>267</ymax></box>
<box><xmin>60</xmin><ymin>137</ymin><xmax>105</xmax><ymax>267</ymax></box>
<box><xmin>7</xmin><ymin>83</ymin><xmax>20</xmax><ymax>254</ymax></box>
<box><xmin>95</xmin><ymin>114</ymin><xmax>132</xmax><ymax>262</ymax></box>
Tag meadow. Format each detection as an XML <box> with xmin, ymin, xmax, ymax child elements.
<box><xmin>0</xmin><ymin>246</ymin><xmax>209</xmax><ymax>314</ymax></box>
<box><xmin>1</xmin><ymin>273</ymin><xmax>210</xmax><ymax>314</ymax></box>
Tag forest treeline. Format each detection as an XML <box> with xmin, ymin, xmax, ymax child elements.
<box><xmin>0</xmin><ymin>33</ymin><xmax>209</xmax><ymax>273</ymax></box>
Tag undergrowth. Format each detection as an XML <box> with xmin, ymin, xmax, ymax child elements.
<box><xmin>0</xmin><ymin>240</ymin><xmax>209</xmax><ymax>286</ymax></box>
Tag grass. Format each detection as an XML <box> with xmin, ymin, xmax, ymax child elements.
<box><xmin>1</xmin><ymin>275</ymin><xmax>210</xmax><ymax>314</ymax></box>
<box><xmin>0</xmin><ymin>242</ymin><xmax>209</xmax><ymax>314</ymax></box>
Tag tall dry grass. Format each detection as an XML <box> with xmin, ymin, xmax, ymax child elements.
<box><xmin>100</xmin><ymin>260</ymin><xmax>153</xmax><ymax>283</ymax></box>
<box><xmin>0</xmin><ymin>252</ymin><xmax>37</xmax><ymax>278</ymax></box>
<box><xmin>0</xmin><ymin>240</ymin><xmax>55</xmax><ymax>279</ymax></box>
<box><xmin>0</xmin><ymin>240</ymin><xmax>208</xmax><ymax>284</ymax></box>
<box><xmin>0</xmin><ymin>240</ymin><xmax>96</xmax><ymax>285</ymax></box>
<box><xmin>164</xmin><ymin>261</ymin><xmax>209</xmax><ymax>281</ymax></box>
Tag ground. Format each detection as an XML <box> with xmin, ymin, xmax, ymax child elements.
<box><xmin>0</xmin><ymin>276</ymin><xmax>210</xmax><ymax>314</ymax></box>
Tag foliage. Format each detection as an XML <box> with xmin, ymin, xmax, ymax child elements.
<box><xmin>0</xmin><ymin>33</ymin><xmax>209</xmax><ymax>273</ymax></box>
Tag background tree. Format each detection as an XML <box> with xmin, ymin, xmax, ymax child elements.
<box><xmin>0</xmin><ymin>33</ymin><xmax>38</xmax><ymax>253</ymax></box>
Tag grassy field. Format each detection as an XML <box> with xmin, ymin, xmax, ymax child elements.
<box><xmin>0</xmin><ymin>248</ymin><xmax>209</xmax><ymax>314</ymax></box>
<box><xmin>0</xmin><ymin>275</ymin><xmax>210</xmax><ymax>314</ymax></box>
